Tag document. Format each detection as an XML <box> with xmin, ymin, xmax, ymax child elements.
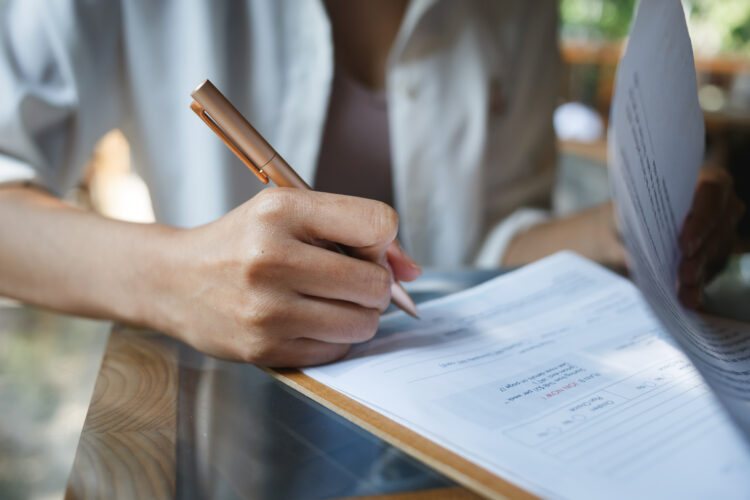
<box><xmin>305</xmin><ymin>253</ymin><xmax>750</xmax><ymax>499</ymax></box>
<box><xmin>609</xmin><ymin>0</ymin><xmax>750</xmax><ymax>433</ymax></box>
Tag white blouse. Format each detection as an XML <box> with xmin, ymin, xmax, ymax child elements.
<box><xmin>0</xmin><ymin>0</ymin><xmax>560</xmax><ymax>267</ymax></box>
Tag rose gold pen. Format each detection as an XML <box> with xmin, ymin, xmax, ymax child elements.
<box><xmin>190</xmin><ymin>79</ymin><xmax>419</xmax><ymax>318</ymax></box>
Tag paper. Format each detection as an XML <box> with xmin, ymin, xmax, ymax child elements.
<box><xmin>609</xmin><ymin>0</ymin><xmax>750</xmax><ymax>433</ymax></box>
<box><xmin>305</xmin><ymin>253</ymin><xmax>750</xmax><ymax>499</ymax></box>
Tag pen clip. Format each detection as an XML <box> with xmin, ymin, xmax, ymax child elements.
<box><xmin>190</xmin><ymin>101</ymin><xmax>270</xmax><ymax>184</ymax></box>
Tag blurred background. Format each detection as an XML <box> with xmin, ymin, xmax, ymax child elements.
<box><xmin>2</xmin><ymin>1</ymin><xmax>750</xmax><ymax>499</ymax></box>
<box><xmin>78</xmin><ymin>0</ymin><xmax>750</xmax><ymax>228</ymax></box>
<box><xmin>555</xmin><ymin>0</ymin><xmax>750</xmax><ymax>232</ymax></box>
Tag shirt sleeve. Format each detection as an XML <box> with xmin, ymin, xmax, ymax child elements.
<box><xmin>0</xmin><ymin>0</ymin><xmax>122</xmax><ymax>195</ymax></box>
<box><xmin>473</xmin><ymin>2</ymin><xmax>560</xmax><ymax>268</ymax></box>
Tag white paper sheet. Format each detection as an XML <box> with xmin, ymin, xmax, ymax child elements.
<box><xmin>305</xmin><ymin>253</ymin><xmax>750</xmax><ymax>499</ymax></box>
<box><xmin>609</xmin><ymin>0</ymin><xmax>750</xmax><ymax>434</ymax></box>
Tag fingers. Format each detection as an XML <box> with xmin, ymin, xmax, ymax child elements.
<box><xmin>236</xmin><ymin>270</ymin><xmax>384</xmax><ymax>345</ymax></box>
<box><xmin>677</xmin><ymin>169</ymin><xmax>745</xmax><ymax>310</ymax></box>
<box><xmin>678</xmin><ymin>284</ymin><xmax>702</xmax><ymax>311</ymax></box>
<box><xmin>259</xmin><ymin>339</ymin><xmax>352</xmax><ymax>368</ymax></box>
<box><xmin>248</xmin><ymin>188</ymin><xmax>419</xmax><ymax>308</ymax></box>
<box><xmin>289</xmin><ymin>295</ymin><xmax>382</xmax><ymax>344</ymax></box>
<box><xmin>252</xmin><ymin>188</ymin><xmax>399</xmax><ymax>264</ymax></box>
<box><xmin>279</xmin><ymin>241</ymin><xmax>393</xmax><ymax>310</ymax></box>
<box><xmin>706</xmin><ymin>196</ymin><xmax>744</xmax><ymax>276</ymax></box>
<box><xmin>386</xmin><ymin>240</ymin><xmax>422</xmax><ymax>282</ymax></box>
<box><xmin>221</xmin><ymin>188</ymin><xmax>411</xmax><ymax>367</ymax></box>
<box><xmin>679</xmin><ymin>196</ymin><xmax>743</xmax><ymax>285</ymax></box>
<box><xmin>236</xmin><ymin>296</ymin><xmax>380</xmax><ymax>366</ymax></box>
<box><xmin>679</xmin><ymin>167</ymin><xmax>733</xmax><ymax>257</ymax></box>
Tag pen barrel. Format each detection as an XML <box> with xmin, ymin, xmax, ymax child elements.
<box><xmin>191</xmin><ymin>80</ymin><xmax>276</xmax><ymax>169</ymax></box>
<box><xmin>264</xmin><ymin>155</ymin><xmax>311</xmax><ymax>190</ymax></box>
<box><xmin>191</xmin><ymin>79</ymin><xmax>417</xmax><ymax>318</ymax></box>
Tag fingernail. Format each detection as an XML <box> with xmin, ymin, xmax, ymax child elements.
<box><xmin>395</xmin><ymin>240</ymin><xmax>421</xmax><ymax>271</ymax></box>
<box><xmin>384</xmin><ymin>259</ymin><xmax>395</xmax><ymax>283</ymax></box>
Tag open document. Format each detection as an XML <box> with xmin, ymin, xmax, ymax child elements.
<box><xmin>608</xmin><ymin>0</ymin><xmax>750</xmax><ymax>433</ymax></box>
<box><xmin>305</xmin><ymin>253</ymin><xmax>750</xmax><ymax>499</ymax></box>
<box><xmin>301</xmin><ymin>0</ymin><xmax>750</xmax><ymax>498</ymax></box>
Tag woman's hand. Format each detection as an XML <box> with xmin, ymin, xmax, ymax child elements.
<box><xmin>157</xmin><ymin>188</ymin><xmax>421</xmax><ymax>367</ymax></box>
<box><xmin>678</xmin><ymin>166</ymin><xmax>745</xmax><ymax>309</ymax></box>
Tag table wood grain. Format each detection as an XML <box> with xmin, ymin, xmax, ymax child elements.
<box><xmin>65</xmin><ymin>325</ymin><xmax>179</xmax><ymax>499</ymax></box>
<box><xmin>65</xmin><ymin>325</ymin><xmax>484</xmax><ymax>499</ymax></box>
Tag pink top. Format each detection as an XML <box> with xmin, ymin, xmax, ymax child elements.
<box><xmin>313</xmin><ymin>65</ymin><xmax>394</xmax><ymax>207</ymax></box>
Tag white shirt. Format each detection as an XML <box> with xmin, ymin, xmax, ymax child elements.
<box><xmin>0</xmin><ymin>0</ymin><xmax>560</xmax><ymax>267</ymax></box>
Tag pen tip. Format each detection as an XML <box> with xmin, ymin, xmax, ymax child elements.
<box><xmin>391</xmin><ymin>282</ymin><xmax>420</xmax><ymax>319</ymax></box>
<box><xmin>403</xmin><ymin>299</ymin><xmax>421</xmax><ymax>319</ymax></box>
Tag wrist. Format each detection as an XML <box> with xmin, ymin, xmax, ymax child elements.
<box><xmin>119</xmin><ymin>223</ymin><xmax>188</xmax><ymax>335</ymax></box>
<box><xmin>502</xmin><ymin>223</ymin><xmax>554</xmax><ymax>267</ymax></box>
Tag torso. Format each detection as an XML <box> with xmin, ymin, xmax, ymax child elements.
<box><xmin>323</xmin><ymin>0</ymin><xmax>408</xmax><ymax>90</ymax></box>
<box><xmin>314</xmin><ymin>0</ymin><xmax>408</xmax><ymax>205</ymax></box>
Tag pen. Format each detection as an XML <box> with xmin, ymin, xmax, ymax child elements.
<box><xmin>190</xmin><ymin>79</ymin><xmax>419</xmax><ymax>318</ymax></box>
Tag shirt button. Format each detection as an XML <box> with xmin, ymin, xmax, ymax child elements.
<box><xmin>405</xmin><ymin>83</ymin><xmax>419</xmax><ymax>100</ymax></box>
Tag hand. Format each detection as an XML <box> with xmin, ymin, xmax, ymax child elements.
<box><xmin>503</xmin><ymin>202</ymin><xmax>627</xmax><ymax>271</ymax></box>
<box><xmin>678</xmin><ymin>167</ymin><xmax>745</xmax><ymax>309</ymax></box>
<box><xmin>156</xmin><ymin>188</ymin><xmax>421</xmax><ymax>367</ymax></box>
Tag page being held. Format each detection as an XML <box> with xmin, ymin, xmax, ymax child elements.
<box><xmin>678</xmin><ymin>166</ymin><xmax>745</xmax><ymax>309</ymax></box>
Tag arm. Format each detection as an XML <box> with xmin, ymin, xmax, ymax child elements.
<box><xmin>502</xmin><ymin>202</ymin><xmax>626</xmax><ymax>271</ymax></box>
<box><xmin>0</xmin><ymin>2</ymin><xmax>422</xmax><ymax>367</ymax></box>
<box><xmin>0</xmin><ymin>185</ymin><xmax>421</xmax><ymax>366</ymax></box>
<box><xmin>504</xmin><ymin>165</ymin><xmax>744</xmax><ymax>310</ymax></box>
<box><xmin>0</xmin><ymin>185</ymin><xmax>175</xmax><ymax>324</ymax></box>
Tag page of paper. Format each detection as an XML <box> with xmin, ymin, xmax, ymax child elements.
<box><xmin>304</xmin><ymin>253</ymin><xmax>750</xmax><ymax>500</ymax></box>
<box><xmin>609</xmin><ymin>0</ymin><xmax>750</xmax><ymax>433</ymax></box>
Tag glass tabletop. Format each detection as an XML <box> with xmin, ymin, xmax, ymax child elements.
<box><xmin>173</xmin><ymin>269</ymin><xmax>503</xmax><ymax>500</ymax></box>
<box><xmin>0</xmin><ymin>303</ymin><xmax>109</xmax><ymax>500</ymax></box>
<box><xmin>23</xmin><ymin>255</ymin><xmax>750</xmax><ymax>499</ymax></box>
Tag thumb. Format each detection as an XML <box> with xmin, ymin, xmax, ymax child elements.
<box><xmin>386</xmin><ymin>240</ymin><xmax>422</xmax><ymax>282</ymax></box>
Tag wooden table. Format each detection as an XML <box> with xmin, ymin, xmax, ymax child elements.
<box><xmin>65</xmin><ymin>326</ymin><xmax>179</xmax><ymax>499</ymax></box>
<box><xmin>64</xmin><ymin>325</ymin><xmax>484</xmax><ymax>500</ymax></box>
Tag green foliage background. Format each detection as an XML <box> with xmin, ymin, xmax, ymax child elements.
<box><xmin>560</xmin><ymin>0</ymin><xmax>750</xmax><ymax>55</ymax></box>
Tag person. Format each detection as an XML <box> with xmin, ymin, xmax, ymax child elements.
<box><xmin>0</xmin><ymin>0</ymin><xmax>742</xmax><ymax>366</ymax></box>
